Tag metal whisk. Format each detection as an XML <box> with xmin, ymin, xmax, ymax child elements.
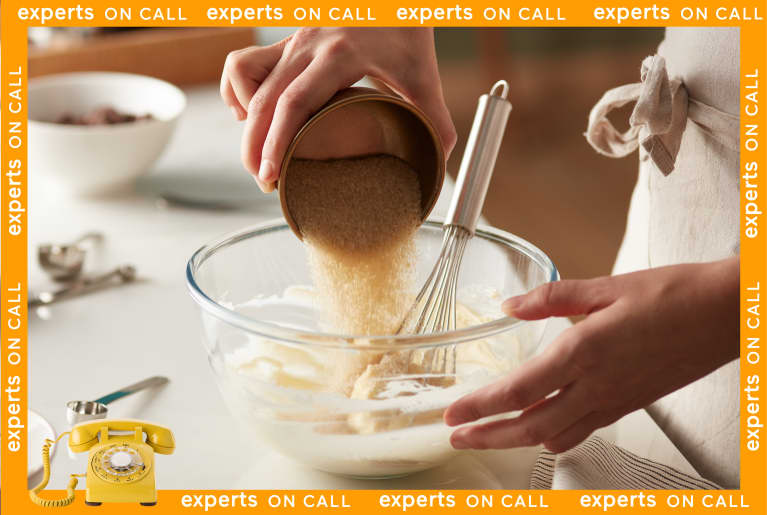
<box><xmin>399</xmin><ymin>80</ymin><xmax>512</xmax><ymax>361</ymax></box>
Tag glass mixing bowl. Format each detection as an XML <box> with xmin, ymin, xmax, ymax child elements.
<box><xmin>187</xmin><ymin>220</ymin><xmax>558</xmax><ymax>478</ymax></box>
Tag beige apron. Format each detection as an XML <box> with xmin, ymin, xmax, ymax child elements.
<box><xmin>585</xmin><ymin>28</ymin><xmax>740</xmax><ymax>487</ymax></box>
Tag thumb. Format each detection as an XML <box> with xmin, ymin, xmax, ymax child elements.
<box><xmin>502</xmin><ymin>278</ymin><xmax>614</xmax><ymax>320</ymax></box>
<box><xmin>368</xmin><ymin>76</ymin><xmax>457</xmax><ymax>158</ymax></box>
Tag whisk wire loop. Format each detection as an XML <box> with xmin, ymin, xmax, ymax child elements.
<box><xmin>397</xmin><ymin>79</ymin><xmax>512</xmax><ymax>379</ymax></box>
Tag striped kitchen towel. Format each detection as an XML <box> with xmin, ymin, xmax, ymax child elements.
<box><xmin>530</xmin><ymin>436</ymin><xmax>722</xmax><ymax>490</ymax></box>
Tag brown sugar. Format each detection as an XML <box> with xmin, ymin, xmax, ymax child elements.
<box><xmin>286</xmin><ymin>154</ymin><xmax>421</xmax><ymax>336</ymax></box>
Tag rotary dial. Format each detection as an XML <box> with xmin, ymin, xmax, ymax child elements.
<box><xmin>91</xmin><ymin>444</ymin><xmax>150</xmax><ymax>483</ymax></box>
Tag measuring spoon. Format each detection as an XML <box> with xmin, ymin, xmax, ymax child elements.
<box><xmin>38</xmin><ymin>232</ymin><xmax>103</xmax><ymax>282</ymax></box>
<box><xmin>29</xmin><ymin>265</ymin><xmax>136</xmax><ymax>307</ymax></box>
<box><xmin>66</xmin><ymin>376</ymin><xmax>169</xmax><ymax>425</ymax></box>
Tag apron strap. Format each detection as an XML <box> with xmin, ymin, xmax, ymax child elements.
<box><xmin>585</xmin><ymin>55</ymin><xmax>739</xmax><ymax>176</ymax></box>
<box><xmin>688</xmin><ymin>98</ymin><xmax>740</xmax><ymax>151</ymax></box>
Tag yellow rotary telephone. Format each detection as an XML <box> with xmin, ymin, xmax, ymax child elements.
<box><xmin>30</xmin><ymin>419</ymin><xmax>175</xmax><ymax>507</ymax></box>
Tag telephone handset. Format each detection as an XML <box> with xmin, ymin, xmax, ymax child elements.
<box><xmin>30</xmin><ymin>419</ymin><xmax>175</xmax><ymax>507</ymax></box>
<box><xmin>69</xmin><ymin>419</ymin><xmax>175</xmax><ymax>454</ymax></box>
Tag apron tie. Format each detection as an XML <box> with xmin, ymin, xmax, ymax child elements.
<box><xmin>585</xmin><ymin>55</ymin><xmax>738</xmax><ymax>176</ymax></box>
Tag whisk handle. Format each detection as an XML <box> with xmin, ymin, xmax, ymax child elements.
<box><xmin>445</xmin><ymin>80</ymin><xmax>512</xmax><ymax>234</ymax></box>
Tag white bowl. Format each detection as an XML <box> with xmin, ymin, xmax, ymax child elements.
<box><xmin>29</xmin><ymin>72</ymin><xmax>186</xmax><ymax>196</ymax></box>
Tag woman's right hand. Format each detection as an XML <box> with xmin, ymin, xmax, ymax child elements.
<box><xmin>220</xmin><ymin>28</ymin><xmax>457</xmax><ymax>192</ymax></box>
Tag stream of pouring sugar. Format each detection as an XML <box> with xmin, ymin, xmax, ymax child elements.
<box><xmin>286</xmin><ymin>154</ymin><xmax>422</xmax><ymax>337</ymax></box>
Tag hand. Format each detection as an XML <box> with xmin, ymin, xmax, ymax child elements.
<box><xmin>444</xmin><ymin>257</ymin><xmax>739</xmax><ymax>453</ymax></box>
<box><xmin>220</xmin><ymin>28</ymin><xmax>456</xmax><ymax>192</ymax></box>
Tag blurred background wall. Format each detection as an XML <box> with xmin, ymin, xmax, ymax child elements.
<box><xmin>433</xmin><ymin>28</ymin><xmax>664</xmax><ymax>280</ymax></box>
<box><xmin>29</xmin><ymin>27</ymin><xmax>664</xmax><ymax>280</ymax></box>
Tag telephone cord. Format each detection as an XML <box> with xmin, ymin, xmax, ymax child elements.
<box><xmin>29</xmin><ymin>432</ymin><xmax>85</xmax><ymax>507</ymax></box>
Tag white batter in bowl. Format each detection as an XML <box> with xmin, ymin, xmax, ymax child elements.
<box><xmin>187</xmin><ymin>220</ymin><xmax>557</xmax><ymax>478</ymax></box>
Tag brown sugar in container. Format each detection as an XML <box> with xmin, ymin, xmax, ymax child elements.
<box><xmin>278</xmin><ymin>87</ymin><xmax>445</xmax><ymax>239</ymax></box>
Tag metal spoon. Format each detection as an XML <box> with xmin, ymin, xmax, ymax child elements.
<box><xmin>38</xmin><ymin>232</ymin><xmax>103</xmax><ymax>282</ymax></box>
<box><xmin>29</xmin><ymin>265</ymin><xmax>136</xmax><ymax>307</ymax></box>
<box><xmin>66</xmin><ymin>376</ymin><xmax>169</xmax><ymax>425</ymax></box>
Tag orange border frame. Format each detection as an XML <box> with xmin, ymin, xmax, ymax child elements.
<box><xmin>2</xmin><ymin>1</ymin><xmax>765</xmax><ymax>513</ymax></box>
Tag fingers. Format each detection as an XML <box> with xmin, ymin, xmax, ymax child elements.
<box><xmin>502</xmin><ymin>278</ymin><xmax>615</xmax><ymax>320</ymax></box>
<box><xmin>418</xmin><ymin>96</ymin><xmax>457</xmax><ymax>159</ymax></box>
<box><xmin>240</xmin><ymin>55</ymin><xmax>308</xmax><ymax>181</ymax></box>
<box><xmin>220</xmin><ymin>78</ymin><xmax>246</xmax><ymax>121</ymax></box>
<box><xmin>221</xmin><ymin>43</ymin><xmax>286</xmax><ymax>119</ymax></box>
<box><xmin>449</xmin><ymin>385</ymin><xmax>590</xmax><ymax>450</ymax></box>
<box><xmin>379</xmin><ymin>42</ymin><xmax>457</xmax><ymax>157</ymax></box>
<box><xmin>444</xmin><ymin>342</ymin><xmax>577</xmax><ymax>426</ymax></box>
<box><xmin>543</xmin><ymin>409</ymin><xmax>624</xmax><ymax>454</ymax></box>
<box><xmin>225</xmin><ymin>28</ymin><xmax>456</xmax><ymax>192</ymax></box>
<box><xmin>258</xmin><ymin>58</ymin><xmax>363</xmax><ymax>185</ymax></box>
<box><xmin>251</xmin><ymin>173</ymin><xmax>274</xmax><ymax>194</ymax></box>
<box><xmin>403</xmin><ymin>86</ymin><xmax>457</xmax><ymax>158</ymax></box>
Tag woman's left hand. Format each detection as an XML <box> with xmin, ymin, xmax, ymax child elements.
<box><xmin>444</xmin><ymin>257</ymin><xmax>739</xmax><ymax>453</ymax></box>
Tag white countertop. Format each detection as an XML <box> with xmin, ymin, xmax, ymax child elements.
<box><xmin>27</xmin><ymin>85</ymin><xmax>694</xmax><ymax>490</ymax></box>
